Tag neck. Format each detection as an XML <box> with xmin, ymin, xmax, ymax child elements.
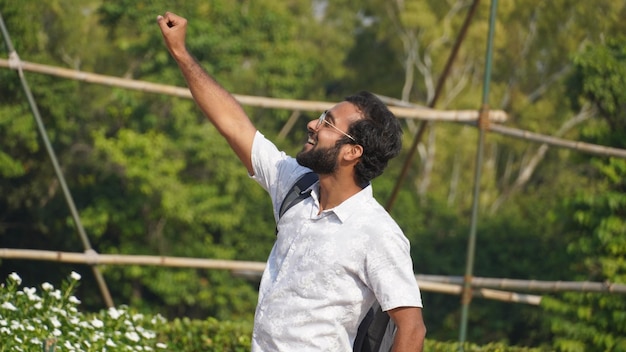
<box><xmin>317</xmin><ymin>173</ymin><xmax>362</xmax><ymax>213</ymax></box>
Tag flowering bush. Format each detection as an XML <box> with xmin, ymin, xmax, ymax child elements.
<box><xmin>0</xmin><ymin>272</ymin><xmax>167</xmax><ymax>351</ymax></box>
<box><xmin>0</xmin><ymin>272</ymin><xmax>549</xmax><ymax>351</ymax></box>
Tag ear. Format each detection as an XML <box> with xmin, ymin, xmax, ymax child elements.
<box><xmin>342</xmin><ymin>144</ymin><xmax>363</xmax><ymax>162</ymax></box>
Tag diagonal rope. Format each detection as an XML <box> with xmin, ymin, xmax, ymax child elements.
<box><xmin>0</xmin><ymin>11</ymin><xmax>114</xmax><ymax>308</ymax></box>
<box><xmin>385</xmin><ymin>0</ymin><xmax>482</xmax><ymax>211</ymax></box>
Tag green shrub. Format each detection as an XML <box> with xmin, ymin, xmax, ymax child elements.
<box><xmin>424</xmin><ymin>340</ymin><xmax>553</xmax><ymax>351</ymax></box>
<box><xmin>2</xmin><ymin>272</ymin><xmax>552</xmax><ymax>351</ymax></box>
<box><xmin>157</xmin><ymin>317</ymin><xmax>251</xmax><ymax>351</ymax></box>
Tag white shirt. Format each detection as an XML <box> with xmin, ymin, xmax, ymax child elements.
<box><xmin>250</xmin><ymin>131</ymin><xmax>422</xmax><ymax>352</ymax></box>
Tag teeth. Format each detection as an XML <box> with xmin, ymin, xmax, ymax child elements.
<box><xmin>308</xmin><ymin>137</ymin><xmax>316</xmax><ymax>145</ymax></box>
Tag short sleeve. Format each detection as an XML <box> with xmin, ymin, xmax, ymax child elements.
<box><xmin>250</xmin><ymin>131</ymin><xmax>313</xmax><ymax>220</ymax></box>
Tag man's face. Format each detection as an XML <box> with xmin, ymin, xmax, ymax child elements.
<box><xmin>295</xmin><ymin>102</ymin><xmax>361</xmax><ymax>174</ymax></box>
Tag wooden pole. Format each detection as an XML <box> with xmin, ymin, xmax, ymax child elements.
<box><xmin>2</xmin><ymin>248</ymin><xmax>624</xmax><ymax>296</ymax></box>
<box><xmin>417</xmin><ymin>274</ymin><xmax>626</xmax><ymax>294</ymax></box>
<box><xmin>0</xmin><ymin>58</ymin><xmax>507</xmax><ymax>123</ymax></box>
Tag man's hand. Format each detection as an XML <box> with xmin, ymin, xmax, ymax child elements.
<box><xmin>156</xmin><ymin>12</ymin><xmax>188</xmax><ymax>60</ymax></box>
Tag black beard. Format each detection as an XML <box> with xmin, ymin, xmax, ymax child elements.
<box><xmin>296</xmin><ymin>143</ymin><xmax>341</xmax><ymax>174</ymax></box>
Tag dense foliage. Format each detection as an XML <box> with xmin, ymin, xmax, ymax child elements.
<box><xmin>1</xmin><ymin>0</ymin><xmax>624</xmax><ymax>349</ymax></box>
<box><xmin>542</xmin><ymin>36</ymin><xmax>626</xmax><ymax>352</ymax></box>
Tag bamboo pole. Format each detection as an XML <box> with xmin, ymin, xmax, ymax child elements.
<box><xmin>417</xmin><ymin>281</ymin><xmax>542</xmax><ymax>305</ymax></box>
<box><xmin>4</xmin><ymin>57</ymin><xmax>625</xmax><ymax>159</ymax></box>
<box><xmin>416</xmin><ymin>274</ymin><xmax>626</xmax><ymax>294</ymax></box>
<box><xmin>488</xmin><ymin>123</ymin><xmax>626</xmax><ymax>159</ymax></box>
<box><xmin>459</xmin><ymin>2</ymin><xmax>498</xmax><ymax>345</ymax></box>
<box><xmin>0</xmin><ymin>248</ymin><xmax>266</xmax><ymax>272</ymax></box>
<box><xmin>0</xmin><ymin>248</ymin><xmax>544</xmax><ymax>305</ymax></box>
<box><xmin>0</xmin><ymin>58</ymin><xmax>507</xmax><ymax>123</ymax></box>
<box><xmin>2</xmin><ymin>248</ymin><xmax>624</xmax><ymax>296</ymax></box>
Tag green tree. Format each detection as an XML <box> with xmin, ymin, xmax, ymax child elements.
<box><xmin>0</xmin><ymin>0</ymin><xmax>358</xmax><ymax>321</ymax></box>
<box><xmin>543</xmin><ymin>36</ymin><xmax>626</xmax><ymax>352</ymax></box>
<box><xmin>3</xmin><ymin>0</ymin><xmax>626</xmax><ymax>348</ymax></box>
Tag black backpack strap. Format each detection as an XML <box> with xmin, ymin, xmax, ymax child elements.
<box><xmin>277</xmin><ymin>171</ymin><xmax>318</xmax><ymax>228</ymax></box>
<box><xmin>354</xmin><ymin>302</ymin><xmax>395</xmax><ymax>352</ymax></box>
<box><xmin>353</xmin><ymin>306</ymin><xmax>375</xmax><ymax>352</ymax></box>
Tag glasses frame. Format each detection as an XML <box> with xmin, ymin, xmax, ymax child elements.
<box><xmin>315</xmin><ymin>110</ymin><xmax>357</xmax><ymax>143</ymax></box>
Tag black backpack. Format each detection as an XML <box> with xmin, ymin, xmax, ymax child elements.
<box><xmin>277</xmin><ymin>172</ymin><xmax>397</xmax><ymax>352</ymax></box>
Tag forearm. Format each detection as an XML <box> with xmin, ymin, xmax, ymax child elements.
<box><xmin>388</xmin><ymin>307</ymin><xmax>427</xmax><ymax>352</ymax></box>
<box><xmin>174</xmin><ymin>52</ymin><xmax>253</xmax><ymax>137</ymax></box>
<box><xmin>391</xmin><ymin>323</ymin><xmax>426</xmax><ymax>352</ymax></box>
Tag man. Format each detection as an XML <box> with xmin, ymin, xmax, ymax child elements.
<box><xmin>157</xmin><ymin>11</ymin><xmax>426</xmax><ymax>352</ymax></box>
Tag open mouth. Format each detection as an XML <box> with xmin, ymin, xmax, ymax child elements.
<box><xmin>306</xmin><ymin>132</ymin><xmax>317</xmax><ymax>146</ymax></box>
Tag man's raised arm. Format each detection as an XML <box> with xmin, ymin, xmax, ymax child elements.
<box><xmin>157</xmin><ymin>12</ymin><xmax>257</xmax><ymax>174</ymax></box>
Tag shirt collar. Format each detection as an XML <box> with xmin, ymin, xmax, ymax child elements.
<box><xmin>311</xmin><ymin>183</ymin><xmax>373</xmax><ymax>223</ymax></box>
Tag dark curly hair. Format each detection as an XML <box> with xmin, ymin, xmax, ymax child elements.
<box><xmin>342</xmin><ymin>91</ymin><xmax>403</xmax><ymax>186</ymax></box>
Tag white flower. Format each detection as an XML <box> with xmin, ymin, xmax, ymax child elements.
<box><xmin>106</xmin><ymin>338</ymin><xmax>117</xmax><ymax>347</ymax></box>
<box><xmin>68</xmin><ymin>296</ymin><xmax>81</xmax><ymax>304</ymax></box>
<box><xmin>24</xmin><ymin>287</ymin><xmax>41</xmax><ymax>301</ymax></box>
<box><xmin>50</xmin><ymin>316</ymin><xmax>62</xmax><ymax>328</ymax></box>
<box><xmin>9</xmin><ymin>272</ymin><xmax>22</xmax><ymax>285</ymax></box>
<box><xmin>53</xmin><ymin>329</ymin><xmax>62</xmax><ymax>337</ymax></box>
<box><xmin>70</xmin><ymin>271</ymin><xmax>82</xmax><ymax>281</ymax></box>
<box><xmin>30</xmin><ymin>337</ymin><xmax>41</xmax><ymax>345</ymax></box>
<box><xmin>50</xmin><ymin>290</ymin><xmax>62</xmax><ymax>300</ymax></box>
<box><xmin>156</xmin><ymin>342</ymin><xmax>167</xmax><ymax>349</ymax></box>
<box><xmin>125</xmin><ymin>331</ymin><xmax>140</xmax><ymax>342</ymax></box>
<box><xmin>42</xmin><ymin>282</ymin><xmax>53</xmax><ymax>291</ymax></box>
<box><xmin>34</xmin><ymin>302</ymin><xmax>43</xmax><ymax>310</ymax></box>
<box><xmin>141</xmin><ymin>330</ymin><xmax>156</xmax><ymax>339</ymax></box>
<box><xmin>151</xmin><ymin>315</ymin><xmax>166</xmax><ymax>324</ymax></box>
<box><xmin>90</xmin><ymin>318</ymin><xmax>104</xmax><ymax>328</ymax></box>
<box><xmin>1</xmin><ymin>302</ymin><xmax>17</xmax><ymax>311</ymax></box>
<box><xmin>64</xmin><ymin>340</ymin><xmax>75</xmax><ymax>350</ymax></box>
<box><xmin>108</xmin><ymin>307</ymin><xmax>121</xmax><ymax>320</ymax></box>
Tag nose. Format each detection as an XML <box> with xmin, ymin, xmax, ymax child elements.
<box><xmin>306</xmin><ymin>119</ymin><xmax>319</xmax><ymax>132</ymax></box>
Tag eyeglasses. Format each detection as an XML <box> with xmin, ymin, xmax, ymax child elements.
<box><xmin>316</xmin><ymin>110</ymin><xmax>357</xmax><ymax>143</ymax></box>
